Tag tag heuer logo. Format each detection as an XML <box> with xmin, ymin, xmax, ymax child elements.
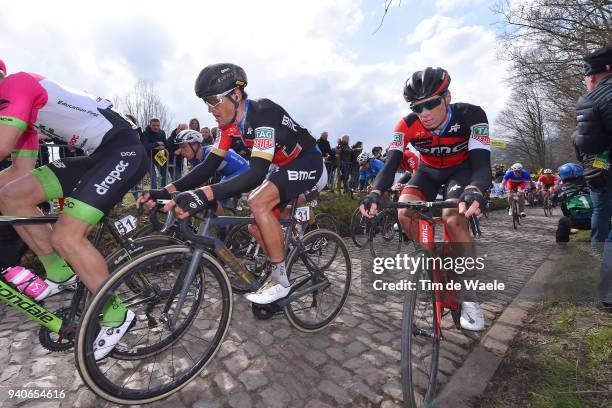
<box><xmin>254</xmin><ymin>127</ymin><xmax>275</xmax><ymax>150</ymax></box>
<box><xmin>471</xmin><ymin>124</ymin><xmax>489</xmax><ymax>136</ymax></box>
<box><xmin>393</xmin><ymin>132</ymin><xmax>403</xmax><ymax>142</ymax></box>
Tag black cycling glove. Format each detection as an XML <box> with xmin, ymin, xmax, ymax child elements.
<box><xmin>147</xmin><ymin>188</ymin><xmax>172</xmax><ymax>200</ymax></box>
<box><xmin>360</xmin><ymin>192</ymin><xmax>381</xmax><ymax>211</ymax></box>
<box><xmin>174</xmin><ymin>189</ymin><xmax>209</xmax><ymax>216</ymax></box>
<box><xmin>459</xmin><ymin>187</ymin><xmax>486</xmax><ymax>209</ymax></box>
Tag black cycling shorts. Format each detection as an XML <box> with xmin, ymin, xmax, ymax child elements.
<box><xmin>267</xmin><ymin>148</ymin><xmax>324</xmax><ymax>203</ymax></box>
<box><xmin>401</xmin><ymin>161</ymin><xmax>471</xmax><ymax>201</ymax></box>
<box><xmin>32</xmin><ymin>129</ymin><xmax>147</xmax><ymax>224</ymax></box>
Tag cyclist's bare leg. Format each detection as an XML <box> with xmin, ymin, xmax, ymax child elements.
<box><xmin>518</xmin><ymin>191</ymin><xmax>526</xmax><ymax>212</ymax></box>
<box><xmin>248</xmin><ymin>223</ymin><xmax>270</xmax><ymax>258</ymax></box>
<box><xmin>397</xmin><ymin>193</ymin><xmax>422</xmax><ymax>245</ymax></box>
<box><xmin>0</xmin><ymin>174</ymin><xmax>56</xmax><ymax>256</ymax></box>
<box><xmin>248</xmin><ymin>181</ymin><xmax>284</xmax><ymax>262</ymax></box>
<box><xmin>442</xmin><ymin>206</ymin><xmax>475</xmax><ymax>258</ymax></box>
<box><xmin>51</xmin><ymin>215</ymin><xmax>106</xmax><ymax>292</ymax></box>
<box><xmin>0</xmin><ymin>156</ymin><xmax>37</xmax><ymax>190</ymax></box>
<box><xmin>506</xmin><ymin>189</ymin><xmax>514</xmax><ymax>208</ymax></box>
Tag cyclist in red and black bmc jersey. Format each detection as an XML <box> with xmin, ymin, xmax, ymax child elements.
<box><xmin>139</xmin><ymin>63</ymin><xmax>324</xmax><ymax>305</ymax></box>
<box><xmin>359</xmin><ymin>67</ymin><xmax>491</xmax><ymax>331</ymax></box>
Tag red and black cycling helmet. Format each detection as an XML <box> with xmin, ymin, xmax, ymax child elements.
<box><xmin>194</xmin><ymin>63</ymin><xmax>247</xmax><ymax>98</ymax></box>
<box><xmin>403</xmin><ymin>67</ymin><xmax>451</xmax><ymax>103</ymax></box>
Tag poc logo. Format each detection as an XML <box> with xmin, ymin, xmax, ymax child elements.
<box><xmin>121</xmin><ymin>151</ymin><xmax>136</xmax><ymax>157</ymax></box>
<box><xmin>51</xmin><ymin>161</ymin><xmax>66</xmax><ymax>169</ymax></box>
<box><xmin>288</xmin><ymin>170</ymin><xmax>316</xmax><ymax>181</ymax></box>
<box><xmin>94</xmin><ymin>160</ymin><xmax>130</xmax><ymax>195</ymax></box>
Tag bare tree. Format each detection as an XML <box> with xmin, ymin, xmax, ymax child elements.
<box><xmin>494</xmin><ymin>0</ymin><xmax>611</xmax><ymax>169</ymax></box>
<box><xmin>114</xmin><ymin>79</ymin><xmax>174</xmax><ymax>134</ymax></box>
<box><xmin>496</xmin><ymin>86</ymin><xmax>551</xmax><ymax>170</ymax></box>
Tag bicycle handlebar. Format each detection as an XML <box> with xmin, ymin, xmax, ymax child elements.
<box><xmin>381</xmin><ymin>200</ymin><xmax>459</xmax><ymax>210</ymax></box>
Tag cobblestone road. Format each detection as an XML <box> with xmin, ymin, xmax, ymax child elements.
<box><xmin>0</xmin><ymin>207</ymin><xmax>559</xmax><ymax>407</ymax></box>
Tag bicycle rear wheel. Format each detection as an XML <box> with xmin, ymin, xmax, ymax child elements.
<box><xmin>75</xmin><ymin>246</ymin><xmax>232</xmax><ymax>405</ymax></box>
<box><xmin>401</xmin><ymin>255</ymin><xmax>440</xmax><ymax>407</ymax></box>
<box><xmin>305</xmin><ymin>212</ymin><xmax>339</xmax><ymax>234</ymax></box>
<box><xmin>369</xmin><ymin>208</ymin><xmax>404</xmax><ymax>259</ymax></box>
<box><xmin>350</xmin><ymin>207</ymin><xmax>371</xmax><ymax>248</ymax></box>
<box><xmin>284</xmin><ymin>230</ymin><xmax>351</xmax><ymax>332</ymax></box>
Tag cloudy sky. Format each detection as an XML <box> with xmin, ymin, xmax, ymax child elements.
<box><xmin>1</xmin><ymin>0</ymin><xmax>511</xmax><ymax>151</ymax></box>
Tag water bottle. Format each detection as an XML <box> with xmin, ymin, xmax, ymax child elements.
<box><xmin>2</xmin><ymin>266</ymin><xmax>50</xmax><ymax>301</ymax></box>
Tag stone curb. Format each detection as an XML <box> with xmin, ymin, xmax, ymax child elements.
<box><xmin>437</xmin><ymin>249</ymin><xmax>562</xmax><ymax>408</ymax></box>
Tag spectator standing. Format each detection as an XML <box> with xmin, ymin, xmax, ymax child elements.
<box><xmin>189</xmin><ymin>117</ymin><xmax>200</xmax><ymax>131</ymax></box>
<box><xmin>336</xmin><ymin>135</ymin><xmax>353</xmax><ymax>193</ymax></box>
<box><xmin>372</xmin><ymin>146</ymin><xmax>383</xmax><ymax>161</ymax></box>
<box><xmin>573</xmin><ymin>46</ymin><xmax>612</xmax><ymax>312</ymax></box>
<box><xmin>317</xmin><ymin>131</ymin><xmax>334</xmax><ymax>191</ymax></box>
<box><xmin>201</xmin><ymin>127</ymin><xmax>214</xmax><ymax>145</ymax></box>
<box><xmin>551</xmin><ymin>163</ymin><xmax>593</xmax><ymax>242</ymax></box>
<box><xmin>350</xmin><ymin>141</ymin><xmax>363</xmax><ymax>190</ymax></box>
<box><xmin>167</xmin><ymin>123</ymin><xmax>188</xmax><ymax>180</ymax></box>
<box><xmin>141</xmin><ymin>118</ymin><xmax>168</xmax><ymax>189</ymax></box>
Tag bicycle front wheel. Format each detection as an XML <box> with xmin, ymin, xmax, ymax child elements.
<box><xmin>350</xmin><ymin>207</ymin><xmax>371</xmax><ymax>248</ymax></box>
<box><xmin>369</xmin><ymin>208</ymin><xmax>404</xmax><ymax>259</ymax></box>
<box><xmin>284</xmin><ymin>229</ymin><xmax>351</xmax><ymax>332</ymax></box>
<box><xmin>75</xmin><ymin>245</ymin><xmax>233</xmax><ymax>405</ymax></box>
<box><xmin>401</xmin><ymin>257</ymin><xmax>440</xmax><ymax>407</ymax></box>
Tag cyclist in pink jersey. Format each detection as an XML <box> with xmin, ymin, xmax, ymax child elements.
<box><xmin>0</xmin><ymin>65</ymin><xmax>146</xmax><ymax>359</ymax></box>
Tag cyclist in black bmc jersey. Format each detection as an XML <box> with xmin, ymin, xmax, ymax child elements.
<box><xmin>359</xmin><ymin>67</ymin><xmax>492</xmax><ymax>331</ymax></box>
<box><xmin>138</xmin><ymin>63</ymin><xmax>324</xmax><ymax>304</ymax></box>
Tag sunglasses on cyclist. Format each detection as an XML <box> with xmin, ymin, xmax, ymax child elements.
<box><xmin>202</xmin><ymin>88</ymin><xmax>236</xmax><ymax>108</ymax></box>
<box><xmin>409</xmin><ymin>93</ymin><xmax>446</xmax><ymax>114</ymax></box>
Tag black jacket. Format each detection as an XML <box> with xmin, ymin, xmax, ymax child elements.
<box><xmin>574</xmin><ymin>75</ymin><xmax>612</xmax><ymax>185</ymax></box>
<box><xmin>142</xmin><ymin>126</ymin><xmax>167</xmax><ymax>157</ymax></box>
<box><xmin>316</xmin><ymin>137</ymin><xmax>334</xmax><ymax>160</ymax></box>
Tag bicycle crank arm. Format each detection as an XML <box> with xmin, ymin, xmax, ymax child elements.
<box><xmin>275</xmin><ymin>280</ymin><xmax>330</xmax><ymax>307</ymax></box>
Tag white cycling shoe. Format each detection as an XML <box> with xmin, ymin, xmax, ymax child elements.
<box><xmin>460</xmin><ymin>302</ymin><xmax>485</xmax><ymax>331</ymax></box>
<box><xmin>93</xmin><ymin>309</ymin><xmax>135</xmax><ymax>360</ymax></box>
<box><xmin>508</xmin><ymin>208</ymin><xmax>513</xmax><ymax>216</ymax></box>
<box><xmin>40</xmin><ymin>275</ymin><xmax>78</xmax><ymax>300</ymax></box>
<box><xmin>246</xmin><ymin>280</ymin><xmax>292</xmax><ymax>305</ymax></box>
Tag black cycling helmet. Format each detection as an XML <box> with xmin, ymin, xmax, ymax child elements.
<box><xmin>194</xmin><ymin>63</ymin><xmax>247</xmax><ymax>98</ymax></box>
<box><xmin>403</xmin><ymin>67</ymin><xmax>451</xmax><ymax>103</ymax></box>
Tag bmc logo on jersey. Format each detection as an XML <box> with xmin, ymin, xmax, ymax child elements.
<box><xmin>254</xmin><ymin>127</ymin><xmax>274</xmax><ymax>151</ymax></box>
<box><xmin>94</xmin><ymin>160</ymin><xmax>130</xmax><ymax>195</ymax></box>
<box><xmin>288</xmin><ymin>170</ymin><xmax>317</xmax><ymax>181</ymax></box>
<box><xmin>470</xmin><ymin>124</ymin><xmax>490</xmax><ymax>145</ymax></box>
<box><xmin>419</xmin><ymin>140</ymin><xmax>468</xmax><ymax>155</ymax></box>
<box><xmin>281</xmin><ymin>115</ymin><xmax>298</xmax><ymax>132</ymax></box>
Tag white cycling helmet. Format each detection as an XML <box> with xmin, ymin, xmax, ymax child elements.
<box><xmin>357</xmin><ymin>152</ymin><xmax>371</xmax><ymax>164</ymax></box>
<box><xmin>543</xmin><ymin>168</ymin><xmax>553</xmax><ymax>174</ymax></box>
<box><xmin>175</xmin><ymin>129</ymin><xmax>203</xmax><ymax>145</ymax></box>
<box><xmin>511</xmin><ymin>163</ymin><xmax>523</xmax><ymax>171</ymax></box>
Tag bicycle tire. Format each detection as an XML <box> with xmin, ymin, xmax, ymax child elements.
<box><xmin>305</xmin><ymin>212</ymin><xmax>339</xmax><ymax>234</ymax></box>
<box><xmin>75</xmin><ymin>245</ymin><xmax>232</xmax><ymax>405</ymax></box>
<box><xmin>284</xmin><ymin>229</ymin><xmax>351</xmax><ymax>332</ymax></box>
<box><xmin>401</xmin><ymin>256</ymin><xmax>440</xmax><ymax>407</ymax></box>
<box><xmin>369</xmin><ymin>208</ymin><xmax>403</xmax><ymax>259</ymax></box>
<box><xmin>105</xmin><ymin>235</ymin><xmax>183</xmax><ymax>271</ymax></box>
<box><xmin>350</xmin><ymin>207</ymin><xmax>371</xmax><ymax>248</ymax></box>
<box><xmin>223</xmin><ymin>223</ymin><xmax>270</xmax><ymax>293</ymax></box>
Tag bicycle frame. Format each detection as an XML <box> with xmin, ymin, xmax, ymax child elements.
<box><xmin>0</xmin><ymin>214</ymin><xmax>148</xmax><ymax>336</ymax></box>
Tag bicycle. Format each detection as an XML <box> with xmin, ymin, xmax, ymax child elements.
<box><xmin>368</xmin><ymin>207</ymin><xmax>407</xmax><ymax>259</ymax></box>
<box><xmin>509</xmin><ymin>192</ymin><xmax>521</xmax><ymax>229</ymax></box>
<box><xmin>0</xmin><ymin>213</ymin><xmax>181</xmax><ymax>353</ymax></box>
<box><xmin>74</xmin><ymin>199</ymin><xmax>351</xmax><ymax>404</ymax></box>
<box><xmin>350</xmin><ymin>206</ymin><xmax>374</xmax><ymax>248</ymax></box>
<box><xmin>222</xmin><ymin>192</ymin><xmax>338</xmax><ymax>294</ymax></box>
<box><xmin>542</xmin><ymin>190</ymin><xmax>554</xmax><ymax>217</ymax></box>
<box><xmin>379</xmin><ymin>201</ymin><xmax>481</xmax><ymax>408</ymax></box>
